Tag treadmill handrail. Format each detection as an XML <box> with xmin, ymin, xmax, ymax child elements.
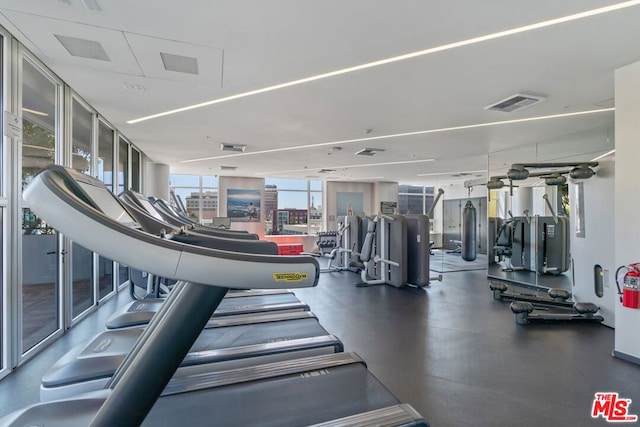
<box><xmin>24</xmin><ymin>166</ymin><xmax>319</xmax><ymax>289</ymax></box>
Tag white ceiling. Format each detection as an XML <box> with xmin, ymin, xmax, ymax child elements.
<box><xmin>0</xmin><ymin>0</ymin><xmax>634</xmax><ymax>184</ymax></box>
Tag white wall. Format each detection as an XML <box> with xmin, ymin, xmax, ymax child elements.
<box><xmin>614</xmin><ymin>59</ymin><xmax>640</xmax><ymax>363</ymax></box>
<box><xmin>373</xmin><ymin>182</ymin><xmax>399</xmax><ymax>213</ymax></box>
<box><xmin>218</xmin><ymin>176</ymin><xmax>265</xmax><ymax>236</ymax></box>
<box><xmin>569</xmin><ymin>160</ymin><xmax>616</xmax><ymax>327</ymax></box>
<box><xmin>324</xmin><ymin>181</ymin><xmax>374</xmax><ymax>231</ymax></box>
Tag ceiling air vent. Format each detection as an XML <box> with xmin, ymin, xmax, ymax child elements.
<box><xmin>55</xmin><ymin>35</ymin><xmax>110</xmax><ymax>61</ymax></box>
<box><xmin>355</xmin><ymin>148</ymin><xmax>385</xmax><ymax>156</ymax></box>
<box><xmin>485</xmin><ymin>93</ymin><xmax>545</xmax><ymax>113</ymax></box>
<box><xmin>160</xmin><ymin>52</ymin><xmax>199</xmax><ymax>75</ymax></box>
<box><xmin>220</xmin><ymin>166</ymin><xmax>237</xmax><ymax>171</ymax></box>
<box><xmin>220</xmin><ymin>143</ymin><xmax>246</xmax><ymax>152</ymax></box>
<box><xmin>318</xmin><ymin>169</ymin><xmax>336</xmax><ymax>174</ymax></box>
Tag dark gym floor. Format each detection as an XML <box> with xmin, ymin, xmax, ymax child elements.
<box><xmin>1</xmin><ymin>266</ymin><xmax>638</xmax><ymax>426</ymax></box>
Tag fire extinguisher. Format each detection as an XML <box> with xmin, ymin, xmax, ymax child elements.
<box><xmin>615</xmin><ymin>263</ymin><xmax>640</xmax><ymax>309</ymax></box>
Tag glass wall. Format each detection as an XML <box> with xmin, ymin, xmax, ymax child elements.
<box><xmin>21</xmin><ymin>57</ymin><xmax>61</xmax><ymax>353</ymax></box>
<box><xmin>70</xmin><ymin>98</ymin><xmax>95</xmax><ymax>318</ymax></box>
<box><xmin>117</xmin><ymin>137</ymin><xmax>128</xmax><ymax>194</ymax></box>
<box><xmin>0</xmin><ymin>208</ymin><xmax>4</xmax><ymax>372</ymax></box>
<box><xmin>131</xmin><ymin>148</ymin><xmax>140</xmax><ymax>192</ymax></box>
<box><xmin>0</xmin><ymin>33</ymin><xmax>4</xmax><ymax>374</ymax></box>
<box><xmin>117</xmin><ymin>137</ymin><xmax>130</xmax><ymax>286</ymax></box>
<box><xmin>265</xmin><ymin>178</ymin><xmax>322</xmax><ymax>235</ymax></box>
<box><xmin>97</xmin><ymin>121</ymin><xmax>115</xmax><ymax>300</ymax></box>
<box><xmin>0</xmin><ymin>34</ymin><xmax>146</xmax><ymax>367</ymax></box>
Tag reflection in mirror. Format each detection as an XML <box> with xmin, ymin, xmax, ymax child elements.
<box><xmin>487</xmin><ymin>125</ymin><xmax>613</xmax><ymax>291</ymax></box>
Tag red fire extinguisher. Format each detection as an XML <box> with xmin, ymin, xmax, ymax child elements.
<box><xmin>616</xmin><ymin>263</ymin><xmax>640</xmax><ymax>309</ymax></box>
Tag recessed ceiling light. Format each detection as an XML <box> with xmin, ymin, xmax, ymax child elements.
<box><xmin>127</xmin><ymin>1</ymin><xmax>639</xmax><ymax>124</ymax></box>
<box><xmin>181</xmin><ymin>108</ymin><xmax>614</xmax><ymax>164</ymax></box>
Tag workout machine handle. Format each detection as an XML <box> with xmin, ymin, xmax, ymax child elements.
<box><xmin>542</xmin><ymin>194</ymin><xmax>558</xmax><ymax>224</ymax></box>
<box><xmin>379</xmin><ymin>213</ymin><xmax>395</xmax><ymax>222</ymax></box>
<box><xmin>426</xmin><ymin>188</ymin><xmax>445</xmax><ymax>219</ymax></box>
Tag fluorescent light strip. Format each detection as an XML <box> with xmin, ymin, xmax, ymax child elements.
<box><xmin>256</xmin><ymin>159</ymin><xmax>435</xmax><ymax>176</ymax></box>
<box><xmin>591</xmin><ymin>149</ymin><xmax>615</xmax><ymax>161</ymax></box>
<box><xmin>350</xmin><ymin>176</ymin><xmax>385</xmax><ymax>180</ymax></box>
<box><xmin>22</xmin><ymin>107</ymin><xmax>49</xmax><ymax>117</ymax></box>
<box><xmin>181</xmin><ymin>108</ymin><xmax>614</xmax><ymax>164</ymax></box>
<box><xmin>128</xmin><ymin>1</ymin><xmax>639</xmax><ymax>125</ymax></box>
<box><xmin>417</xmin><ymin>169</ymin><xmax>486</xmax><ymax>177</ymax></box>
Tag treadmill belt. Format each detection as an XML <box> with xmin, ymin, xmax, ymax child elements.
<box><xmin>191</xmin><ymin>318</ymin><xmax>327</xmax><ymax>351</ymax></box>
<box><xmin>142</xmin><ymin>363</ymin><xmax>399</xmax><ymax>426</ymax></box>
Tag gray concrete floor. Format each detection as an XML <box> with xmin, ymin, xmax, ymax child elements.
<box><xmin>0</xmin><ymin>266</ymin><xmax>638</xmax><ymax>426</ymax></box>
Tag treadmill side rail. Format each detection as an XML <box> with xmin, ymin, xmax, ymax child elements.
<box><xmin>308</xmin><ymin>403</ymin><xmax>429</xmax><ymax>427</ymax></box>
<box><xmin>163</xmin><ymin>352</ymin><xmax>365</xmax><ymax>396</ymax></box>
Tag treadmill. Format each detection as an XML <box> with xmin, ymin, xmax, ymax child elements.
<box><xmin>107</xmin><ymin>191</ymin><xmax>311</xmax><ymax>329</ymax></box>
<box><xmin>149</xmin><ymin>195</ymin><xmax>258</xmax><ymax>240</ymax></box>
<box><xmin>2</xmin><ymin>165</ymin><xmax>427</xmax><ymax>427</ymax></box>
<box><xmin>119</xmin><ymin>190</ymin><xmax>292</xmax><ymax>300</ymax></box>
<box><xmin>106</xmin><ymin>291</ymin><xmax>310</xmax><ymax>329</ymax></box>
<box><xmin>41</xmin><ymin>310</ymin><xmax>343</xmax><ymax>401</ymax></box>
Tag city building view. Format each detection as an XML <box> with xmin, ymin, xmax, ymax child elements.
<box><xmin>171</xmin><ymin>182</ymin><xmax>322</xmax><ymax>235</ymax></box>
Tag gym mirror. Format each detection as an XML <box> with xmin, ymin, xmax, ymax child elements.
<box><xmin>487</xmin><ymin>125</ymin><xmax>613</xmax><ymax>290</ymax></box>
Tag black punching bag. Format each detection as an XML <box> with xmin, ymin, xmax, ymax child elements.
<box><xmin>461</xmin><ymin>200</ymin><xmax>477</xmax><ymax>261</ymax></box>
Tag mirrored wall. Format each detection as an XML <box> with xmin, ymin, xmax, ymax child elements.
<box><xmin>487</xmin><ymin>125</ymin><xmax>613</xmax><ymax>290</ymax></box>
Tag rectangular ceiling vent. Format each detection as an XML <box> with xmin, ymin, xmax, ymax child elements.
<box><xmin>485</xmin><ymin>93</ymin><xmax>545</xmax><ymax>113</ymax></box>
<box><xmin>355</xmin><ymin>148</ymin><xmax>385</xmax><ymax>156</ymax></box>
<box><xmin>318</xmin><ymin>169</ymin><xmax>336</xmax><ymax>174</ymax></box>
<box><xmin>220</xmin><ymin>143</ymin><xmax>246</xmax><ymax>152</ymax></box>
<box><xmin>305</xmin><ymin>176</ymin><xmax>320</xmax><ymax>179</ymax></box>
<box><xmin>55</xmin><ymin>35</ymin><xmax>110</xmax><ymax>61</ymax></box>
<box><xmin>220</xmin><ymin>165</ymin><xmax>237</xmax><ymax>171</ymax></box>
<box><xmin>160</xmin><ymin>52</ymin><xmax>199</xmax><ymax>75</ymax></box>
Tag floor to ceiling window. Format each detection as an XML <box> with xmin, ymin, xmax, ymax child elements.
<box><xmin>97</xmin><ymin>120</ymin><xmax>115</xmax><ymax>300</ymax></box>
<box><xmin>169</xmin><ymin>175</ymin><xmax>213</xmax><ymax>223</ymax></box>
<box><xmin>264</xmin><ymin>179</ymin><xmax>322</xmax><ymax>235</ymax></box>
<box><xmin>0</xmin><ymin>32</ymin><xmax>5</xmax><ymax>374</ymax></box>
<box><xmin>70</xmin><ymin>97</ymin><xmax>95</xmax><ymax>319</ymax></box>
<box><xmin>20</xmin><ymin>56</ymin><xmax>61</xmax><ymax>353</ymax></box>
<box><xmin>117</xmin><ymin>137</ymin><xmax>129</xmax><ymax>286</ymax></box>
<box><xmin>131</xmin><ymin>148</ymin><xmax>140</xmax><ymax>192</ymax></box>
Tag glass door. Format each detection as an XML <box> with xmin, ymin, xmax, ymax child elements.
<box><xmin>69</xmin><ymin>97</ymin><xmax>95</xmax><ymax>319</ymax></box>
<box><xmin>117</xmin><ymin>137</ymin><xmax>129</xmax><ymax>287</ymax></box>
<box><xmin>20</xmin><ymin>56</ymin><xmax>62</xmax><ymax>354</ymax></box>
<box><xmin>97</xmin><ymin>120</ymin><xmax>115</xmax><ymax>300</ymax></box>
<box><xmin>0</xmin><ymin>32</ymin><xmax>6</xmax><ymax>377</ymax></box>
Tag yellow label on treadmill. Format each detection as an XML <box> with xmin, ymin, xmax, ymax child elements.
<box><xmin>273</xmin><ymin>272</ymin><xmax>308</xmax><ymax>282</ymax></box>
